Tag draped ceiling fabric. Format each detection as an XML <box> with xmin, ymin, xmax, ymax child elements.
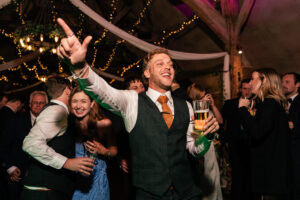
<box><xmin>73</xmin><ymin>0</ymin><xmax>231</xmax><ymax>99</ymax></box>
<box><xmin>0</xmin><ymin>0</ymin><xmax>231</xmax><ymax>99</ymax></box>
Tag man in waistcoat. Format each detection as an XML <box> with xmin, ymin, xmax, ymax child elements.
<box><xmin>56</xmin><ymin>18</ymin><xmax>219</xmax><ymax>200</ymax></box>
<box><xmin>21</xmin><ymin>76</ymin><xmax>94</xmax><ymax>200</ymax></box>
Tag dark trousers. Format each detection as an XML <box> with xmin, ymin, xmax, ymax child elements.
<box><xmin>291</xmin><ymin>141</ymin><xmax>300</xmax><ymax>200</ymax></box>
<box><xmin>0</xmin><ymin>167</ymin><xmax>9</xmax><ymax>200</ymax></box>
<box><xmin>251</xmin><ymin>194</ymin><xmax>289</xmax><ymax>200</ymax></box>
<box><xmin>136</xmin><ymin>186</ymin><xmax>201</xmax><ymax>200</ymax></box>
<box><xmin>21</xmin><ymin>189</ymin><xmax>71</xmax><ymax>200</ymax></box>
<box><xmin>7</xmin><ymin>180</ymin><xmax>24</xmax><ymax>200</ymax></box>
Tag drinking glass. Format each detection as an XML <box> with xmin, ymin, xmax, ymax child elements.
<box><xmin>193</xmin><ymin>100</ymin><xmax>210</xmax><ymax>132</ymax></box>
<box><xmin>192</xmin><ymin>100</ymin><xmax>211</xmax><ymax>157</ymax></box>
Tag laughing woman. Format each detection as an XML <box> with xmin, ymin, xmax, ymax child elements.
<box><xmin>69</xmin><ymin>86</ymin><xmax>117</xmax><ymax>200</ymax></box>
<box><xmin>238</xmin><ymin>68</ymin><xmax>291</xmax><ymax>200</ymax></box>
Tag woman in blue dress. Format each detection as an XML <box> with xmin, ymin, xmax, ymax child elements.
<box><xmin>69</xmin><ymin>86</ymin><xmax>117</xmax><ymax>200</ymax></box>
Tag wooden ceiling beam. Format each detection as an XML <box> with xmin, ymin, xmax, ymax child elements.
<box><xmin>182</xmin><ymin>0</ymin><xmax>229</xmax><ymax>44</ymax></box>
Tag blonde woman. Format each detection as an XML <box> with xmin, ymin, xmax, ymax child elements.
<box><xmin>238</xmin><ymin>68</ymin><xmax>290</xmax><ymax>200</ymax></box>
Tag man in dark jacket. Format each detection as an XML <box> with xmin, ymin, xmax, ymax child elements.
<box><xmin>0</xmin><ymin>91</ymin><xmax>48</xmax><ymax>200</ymax></box>
<box><xmin>282</xmin><ymin>72</ymin><xmax>300</xmax><ymax>200</ymax></box>
<box><xmin>221</xmin><ymin>78</ymin><xmax>252</xmax><ymax>200</ymax></box>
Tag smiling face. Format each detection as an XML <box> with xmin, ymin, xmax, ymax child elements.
<box><xmin>70</xmin><ymin>91</ymin><xmax>94</xmax><ymax>118</ymax></box>
<box><xmin>143</xmin><ymin>53</ymin><xmax>174</xmax><ymax>93</ymax></box>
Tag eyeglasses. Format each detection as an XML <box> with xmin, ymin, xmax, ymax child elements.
<box><xmin>32</xmin><ymin>101</ymin><xmax>46</xmax><ymax>106</ymax></box>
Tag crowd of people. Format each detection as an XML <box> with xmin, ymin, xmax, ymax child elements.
<box><xmin>0</xmin><ymin>17</ymin><xmax>299</xmax><ymax>200</ymax></box>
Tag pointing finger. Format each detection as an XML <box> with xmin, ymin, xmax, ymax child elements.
<box><xmin>57</xmin><ymin>18</ymin><xmax>74</xmax><ymax>37</ymax></box>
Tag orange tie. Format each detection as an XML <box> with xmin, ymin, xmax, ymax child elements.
<box><xmin>157</xmin><ymin>95</ymin><xmax>173</xmax><ymax>128</ymax></box>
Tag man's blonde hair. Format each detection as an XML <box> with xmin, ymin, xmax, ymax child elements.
<box><xmin>142</xmin><ymin>48</ymin><xmax>170</xmax><ymax>71</ymax></box>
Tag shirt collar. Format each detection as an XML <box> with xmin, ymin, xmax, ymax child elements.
<box><xmin>50</xmin><ymin>99</ymin><xmax>69</xmax><ymax>114</ymax></box>
<box><xmin>30</xmin><ymin>111</ymin><xmax>37</xmax><ymax>126</ymax></box>
<box><xmin>290</xmin><ymin>93</ymin><xmax>299</xmax><ymax>101</ymax></box>
<box><xmin>146</xmin><ymin>87</ymin><xmax>173</xmax><ymax>105</ymax></box>
<box><xmin>4</xmin><ymin>105</ymin><xmax>15</xmax><ymax>113</ymax></box>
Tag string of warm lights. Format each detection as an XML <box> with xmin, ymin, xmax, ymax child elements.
<box><xmin>0</xmin><ymin>75</ymin><xmax>8</xmax><ymax>82</ymax></box>
<box><xmin>0</xmin><ymin>29</ymin><xmax>14</xmax><ymax>39</ymax></box>
<box><xmin>13</xmin><ymin>0</ymin><xmax>25</xmax><ymax>25</ymax></box>
<box><xmin>91</xmin><ymin>0</ymin><xmax>118</xmax><ymax>68</ymax></box>
<box><xmin>128</xmin><ymin>0</ymin><xmax>153</xmax><ymax>34</ymax></box>
<box><xmin>0</xmin><ymin>56</ymin><xmax>8</xmax><ymax>82</ymax></box>
<box><xmin>76</xmin><ymin>0</ymin><xmax>87</xmax><ymax>41</ymax></box>
<box><xmin>94</xmin><ymin>0</ymin><xmax>152</xmax><ymax>72</ymax></box>
<box><xmin>109</xmin><ymin>58</ymin><xmax>142</xmax><ymax>84</ymax></box>
<box><xmin>58</xmin><ymin>59</ymin><xmax>64</xmax><ymax>73</ymax></box>
<box><xmin>154</xmin><ymin>15</ymin><xmax>199</xmax><ymax>45</ymax></box>
<box><xmin>37</xmin><ymin>56</ymin><xmax>48</xmax><ymax>71</ymax></box>
<box><xmin>50</xmin><ymin>0</ymin><xmax>58</xmax><ymax>27</ymax></box>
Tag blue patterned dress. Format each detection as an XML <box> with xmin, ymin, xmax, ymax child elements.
<box><xmin>72</xmin><ymin>142</ymin><xmax>110</xmax><ymax>200</ymax></box>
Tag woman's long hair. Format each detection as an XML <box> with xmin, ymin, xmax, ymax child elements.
<box><xmin>254</xmin><ymin>68</ymin><xmax>288</xmax><ymax>110</ymax></box>
<box><xmin>69</xmin><ymin>86</ymin><xmax>105</xmax><ymax>136</ymax></box>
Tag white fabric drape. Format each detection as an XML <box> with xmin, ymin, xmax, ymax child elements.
<box><xmin>0</xmin><ymin>0</ymin><xmax>11</xmax><ymax>9</ymax></box>
<box><xmin>0</xmin><ymin>0</ymin><xmax>231</xmax><ymax>99</ymax></box>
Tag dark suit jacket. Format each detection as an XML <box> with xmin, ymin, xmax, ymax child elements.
<box><xmin>222</xmin><ymin>98</ymin><xmax>250</xmax><ymax>148</ymax></box>
<box><xmin>238</xmin><ymin>98</ymin><xmax>291</xmax><ymax>195</ymax></box>
<box><xmin>0</xmin><ymin>112</ymin><xmax>32</xmax><ymax>176</ymax></box>
<box><xmin>0</xmin><ymin>106</ymin><xmax>16</xmax><ymax>137</ymax></box>
<box><xmin>289</xmin><ymin>94</ymin><xmax>300</xmax><ymax>139</ymax></box>
<box><xmin>288</xmin><ymin>94</ymin><xmax>300</xmax><ymax>196</ymax></box>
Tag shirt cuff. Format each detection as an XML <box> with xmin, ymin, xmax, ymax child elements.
<box><xmin>51</xmin><ymin>154</ymin><xmax>68</xmax><ymax>169</ymax></box>
<box><xmin>7</xmin><ymin>166</ymin><xmax>17</xmax><ymax>175</ymax></box>
<box><xmin>78</xmin><ymin>66</ymin><xmax>96</xmax><ymax>86</ymax></box>
<box><xmin>71</xmin><ymin>63</ymin><xmax>89</xmax><ymax>79</ymax></box>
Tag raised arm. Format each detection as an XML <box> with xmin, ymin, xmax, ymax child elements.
<box><xmin>56</xmin><ymin>18</ymin><xmax>137</xmax><ymax>131</ymax></box>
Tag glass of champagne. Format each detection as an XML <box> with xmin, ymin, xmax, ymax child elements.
<box><xmin>192</xmin><ymin>100</ymin><xmax>211</xmax><ymax>157</ymax></box>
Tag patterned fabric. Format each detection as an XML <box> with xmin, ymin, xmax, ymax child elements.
<box><xmin>157</xmin><ymin>95</ymin><xmax>173</xmax><ymax>128</ymax></box>
<box><xmin>72</xmin><ymin>142</ymin><xmax>110</xmax><ymax>200</ymax></box>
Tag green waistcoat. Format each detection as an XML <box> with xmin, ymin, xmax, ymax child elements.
<box><xmin>129</xmin><ymin>93</ymin><xmax>196</xmax><ymax>196</ymax></box>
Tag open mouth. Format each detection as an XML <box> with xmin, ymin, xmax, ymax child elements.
<box><xmin>161</xmin><ymin>72</ymin><xmax>171</xmax><ymax>79</ymax></box>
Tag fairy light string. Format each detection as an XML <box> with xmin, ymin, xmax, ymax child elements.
<box><xmin>154</xmin><ymin>15</ymin><xmax>199</xmax><ymax>45</ymax></box>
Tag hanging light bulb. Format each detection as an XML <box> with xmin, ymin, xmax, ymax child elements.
<box><xmin>51</xmin><ymin>48</ymin><xmax>57</xmax><ymax>54</ymax></box>
<box><xmin>40</xmin><ymin>34</ymin><xmax>44</xmax><ymax>42</ymax></box>
<box><xmin>54</xmin><ymin>36</ymin><xmax>59</xmax><ymax>43</ymax></box>
<box><xmin>40</xmin><ymin>76</ymin><xmax>47</xmax><ymax>82</ymax></box>
<box><xmin>19</xmin><ymin>38</ymin><xmax>25</xmax><ymax>47</ymax></box>
<box><xmin>27</xmin><ymin>45</ymin><xmax>32</xmax><ymax>51</ymax></box>
<box><xmin>39</xmin><ymin>47</ymin><xmax>44</xmax><ymax>53</ymax></box>
<box><xmin>238</xmin><ymin>50</ymin><xmax>243</xmax><ymax>55</ymax></box>
<box><xmin>26</xmin><ymin>36</ymin><xmax>30</xmax><ymax>43</ymax></box>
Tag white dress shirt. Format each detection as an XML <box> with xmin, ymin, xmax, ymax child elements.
<box><xmin>78</xmin><ymin>67</ymin><xmax>200</xmax><ymax>155</ymax></box>
<box><xmin>22</xmin><ymin>99</ymin><xmax>69</xmax><ymax>169</ymax></box>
